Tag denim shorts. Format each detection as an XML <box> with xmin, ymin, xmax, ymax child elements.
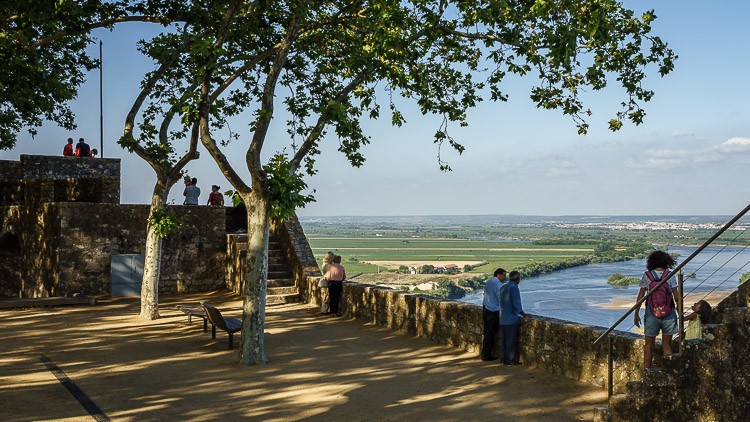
<box><xmin>644</xmin><ymin>307</ymin><xmax>678</xmax><ymax>337</ymax></box>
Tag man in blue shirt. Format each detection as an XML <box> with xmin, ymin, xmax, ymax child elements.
<box><xmin>481</xmin><ymin>268</ymin><xmax>506</xmax><ymax>361</ymax></box>
<box><xmin>499</xmin><ymin>271</ymin><xmax>532</xmax><ymax>366</ymax></box>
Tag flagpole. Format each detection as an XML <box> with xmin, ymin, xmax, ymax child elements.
<box><xmin>99</xmin><ymin>40</ymin><xmax>104</xmax><ymax>158</ymax></box>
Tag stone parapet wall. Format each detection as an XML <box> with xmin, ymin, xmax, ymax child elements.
<box><xmin>602</xmin><ymin>282</ymin><xmax>750</xmax><ymax>421</ymax></box>
<box><xmin>0</xmin><ymin>202</ymin><xmax>227</xmax><ymax>297</ymax></box>
<box><xmin>272</xmin><ymin>215</ymin><xmax>321</xmax><ymax>301</ymax></box>
<box><xmin>225</xmin><ymin>234</ymin><xmax>246</xmax><ymax>294</ymax></box>
<box><xmin>0</xmin><ymin>160</ymin><xmax>23</xmax><ymax>182</ymax></box>
<box><xmin>0</xmin><ymin>160</ymin><xmax>24</xmax><ymax>206</ymax></box>
<box><xmin>295</xmin><ymin>274</ymin><xmax>645</xmax><ymax>388</ymax></box>
<box><xmin>19</xmin><ymin>155</ymin><xmax>120</xmax><ymax>180</ymax></box>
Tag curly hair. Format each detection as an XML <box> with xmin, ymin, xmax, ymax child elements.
<box><xmin>646</xmin><ymin>250</ymin><xmax>676</xmax><ymax>271</ymax></box>
<box><xmin>696</xmin><ymin>300</ymin><xmax>712</xmax><ymax>324</ymax></box>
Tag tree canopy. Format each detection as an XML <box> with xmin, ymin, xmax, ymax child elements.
<box><xmin>2</xmin><ymin>0</ymin><xmax>677</xmax><ymax>364</ymax></box>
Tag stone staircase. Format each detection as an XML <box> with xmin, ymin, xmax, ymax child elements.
<box><xmin>594</xmin><ymin>295</ymin><xmax>750</xmax><ymax>421</ymax></box>
<box><xmin>266</xmin><ymin>235</ymin><xmax>300</xmax><ymax>304</ymax></box>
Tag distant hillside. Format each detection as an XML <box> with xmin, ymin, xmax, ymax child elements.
<box><xmin>298</xmin><ymin>214</ymin><xmax>748</xmax><ymax>226</ymax></box>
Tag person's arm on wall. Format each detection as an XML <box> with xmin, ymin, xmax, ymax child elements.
<box><xmin>513</xmin><ymin>285</ymin><xmax>531</xmax><ymax>318</ymax></box>
<box><xmin>634</xmin><ymin>287</ymin><xmax>646</xmax><ymax>327</ymax></box>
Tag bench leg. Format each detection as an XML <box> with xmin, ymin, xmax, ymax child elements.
<box><xmin>203</xmin><ymin>317</ymin><xmax>208</xmax><ymax>333</ymax></box>
<box><xmin>188</xmin><ymin>314</ymin><xmax>192</xmax><ymax>324</ymax></box>
<box><xmin>211</xmin><ymin>323</ymin><xmax>216</xmax><ymax>339</ymax></box>
<box><xmin>228</xmin><ymin>333</ymin><xmax>233</xmax><ymax>350</ymax></box>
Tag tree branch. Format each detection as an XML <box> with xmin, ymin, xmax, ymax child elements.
<box><xmin>27</xmin><ymin>16</ymin><xmax>182</xmax><ymax>51</ymax></box>
<box><xmin>246</xmin><ymin>5</ymin><xmax>304</xmax><ymax>173</ymax></box>
<box><xmin>289</xmin><ymin>72</ymin><xmax>370</xmax><ymax>174</ymax></box>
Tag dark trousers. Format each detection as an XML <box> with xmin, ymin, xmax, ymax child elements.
<box><xmin>500</xmin><ymin>324</ymin><xmax>519</xmax><ymax>364</ymax></box>
<box><xmin>328</xmin><ymin>281</ymin><xmax>343</xmax><ymax>315</ymax></box>
<box><xmin>481</xmin><ymin>307</ymin><xmax>500</xmax><ymax>360</ymax></box>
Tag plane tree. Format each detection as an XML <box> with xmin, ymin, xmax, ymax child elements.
<box><xmin>1</xmin><ymin>0</ymin><xmax>211</xmax><ymax>319</ymax></box>
<box><xmin>3</xmin><ymin>0</ymin><xmax>676</xmax><ymax>364</ymax></box>
<box><xmin>161</xmin><ymin>0</ymin><xmax>675</xmax><ymax>364</ymax></box>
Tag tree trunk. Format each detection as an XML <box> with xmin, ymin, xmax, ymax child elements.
<box><xmin>140</xmin><ymin>177</ymin><xmax>168</xmax><ymax>320</ymax></box>
<box><xmin>238</xmin><ymin>188</ymin><xmax>270</xmax><ymax>364</ymax></box>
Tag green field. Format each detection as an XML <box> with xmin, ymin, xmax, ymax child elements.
<box><xmin>307</xmin><ymin>236</ymin><xmax>592</xmax><ymax>274</ymax></box>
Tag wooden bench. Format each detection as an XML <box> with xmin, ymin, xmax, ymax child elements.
<box><xmin>176</xmin><ymin>303</ymin><xmax>208</xmax><ymax>332</ymax></box>
<box><xmin>201</xmin><ymin>302</ymin><xmax>242</xmax><ymax>350</ymax></box>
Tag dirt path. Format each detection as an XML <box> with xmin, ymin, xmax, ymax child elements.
<box><xmin>1</xmin><ymin>291</ymin><xmax>606</xmax><ymax>421</ymax></box>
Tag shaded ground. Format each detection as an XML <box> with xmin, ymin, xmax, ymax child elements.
<box><xmin>1</xmin><ymin>290</ymin><xmax>606</xmax><ymax>421</ymax></box>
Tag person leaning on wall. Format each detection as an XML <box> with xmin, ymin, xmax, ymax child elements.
<box><xmin>318</xmin><ymin>251</ymin><xmax>335</xmax><ymax>315</ymax></box>
<box><xmin>324</xmin><ymin>255</ymin><xmax>346</xmax><ymax>317</ymax></box>
<box><xmin>481</xmin><ymin>268</ymin><xmax>506</xmax><ymax>361</ymax></box>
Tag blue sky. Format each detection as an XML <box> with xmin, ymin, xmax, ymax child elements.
<box><xmin>2</xmin><ymin>1</ymin><xmax>749</xmax><ymax>216</ymax></box>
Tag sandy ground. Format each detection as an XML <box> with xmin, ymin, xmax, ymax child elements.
<box><xmin>596</xmin><ymin>290</ymin><xmax>733</xmax><ymax>311</ymax></box>
<box><xmin>1</xmin><ymin>290</ymin><xmax>607</xmax><ymax>421</ymax></box>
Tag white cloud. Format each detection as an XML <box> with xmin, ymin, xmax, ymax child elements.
<box><xmin>671</xmin><ymin>130</ymin><xmax>695</xmax><ymax>138</ymax></box>
<box><xmin>715</xmin><ymin>137</ymin><xmax>750</xmax><ymax>153</ymax></box>
<box><xmin>623</xmin><ymin>136</ymin><xmax>750</xmax><ymax>169</ymax></box>
<box><xmin>624</xmin><ymin>157</ymin><xmax>683</xmax><ymax>169</ymax></box>
<box><xmin>528</xmin><ymin>151</ymin><xmax>571</xmax><ymax>161</ymax></box>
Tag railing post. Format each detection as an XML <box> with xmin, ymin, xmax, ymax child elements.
<box><xmin>678</xmin><ymin>271</ymin><xmax>684</xmax><ymax>355</ymax></box>
<box><xmin>608</xmin><ymin>335</ymin><xmax>613</xmax><ymax>398</ymax></box>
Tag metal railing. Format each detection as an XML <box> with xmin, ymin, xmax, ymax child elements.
<box><xmin>594</xmin><ymin>202</ymin><xmax>750</xmax><ymax>398</ymax></box>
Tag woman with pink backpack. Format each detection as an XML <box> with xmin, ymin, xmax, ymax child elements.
<box><xmin>634</xmin><ymin>250</ymin><xmax>679</xmax><ymax>368</ymax></box>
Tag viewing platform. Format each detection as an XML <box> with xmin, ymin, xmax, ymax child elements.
<box><xmin>2</xmin><ymin>291</ymin><xmax>606</xmax><ymax>421</ymax></box>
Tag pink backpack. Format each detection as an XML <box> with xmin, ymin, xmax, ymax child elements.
<box><xmin>645</xmin><ymin>270</ymin><xmax>673</xmax><ymax>318</ymax></box>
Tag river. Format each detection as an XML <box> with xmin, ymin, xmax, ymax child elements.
<box><xmin>459</xmin><ymin>246</ymin><xmax>750</xmax><ymax>332</ymax></box>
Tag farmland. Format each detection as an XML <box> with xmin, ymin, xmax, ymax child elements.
<box><xmin>306</xmin><ymin>236</ymin><xmax>592</xmax><ymax>274</ymax></box>
<box><xmin>299</xmin><ymin>214</ymin><xmax>747</xmax><ymax>298</ymax></box>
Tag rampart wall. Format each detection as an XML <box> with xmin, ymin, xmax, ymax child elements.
<box><xmin>1</xmin><ymin>203</ymin><xmax>227</xmax><ymax>297</ymax></box>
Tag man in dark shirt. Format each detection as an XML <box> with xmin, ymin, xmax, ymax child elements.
<box><xmin>75</xmin><ymin>138</ymin><xmax>91</xmax><ymax>157</ymax></box>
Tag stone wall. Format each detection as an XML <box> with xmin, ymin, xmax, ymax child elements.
<box><xmin>272</xmin><ymin>215</ymin><xmax>321</xmax><ymax>300</ymax></box>
<box><xmin>0</xmin><ymin>202</ymin><xmax>227</xmax><ymax>297</ymax></box>
<box><xmin>0</xmin><ymin>160</ymin><xmax>24</xmax><ymax>205</ymax></box>
<box><xmin>293</xmin><ymin>273</ymin><xmax>648</xmax><ymax>389</ymax></box>
<box><xmin>0</xmin><ymin>156</ymin><xmax>121</xmax><ymax>205</ymax></box>
<box><xmin>225</xmin><ymin>234</ymin><xmax>246</xmax><ymax>294</ymax></box>
<box><xmin>600</xmin><ymin>282</ymin><xmax>750</xmax><ymax>421</ymax></box>
<box><xmin>19</xmin><ymin>155</ymin><xmax>120</xmax><ymax>180</ymax></box>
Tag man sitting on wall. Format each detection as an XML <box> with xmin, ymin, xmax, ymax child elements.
<box><xmin>75</xmin><ymin>138</ymin><xmax>91</xmax><ymax>157</ymax></box>
<box><xmin>63</xmin><ymin>138</ymin><xmax>74</xmax><ymax>156</ymax></box>
<box><xmin>481</xmin><ymin>268</ymin><xmax>506</xmax><ymax>361</ymax></box>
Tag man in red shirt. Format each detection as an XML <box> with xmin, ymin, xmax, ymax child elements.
<box><xmin>63</xmin><ymin>138</ymin><xmax>74</xmax><ymax>156</ymax></box>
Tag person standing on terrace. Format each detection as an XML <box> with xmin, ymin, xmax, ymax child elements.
<box><xmin>634</xmin><ymin>250</ymin><xmax>679</xmax><ymax>368</ymax></box>
<box><xmin>183</xmin><ymin>178</ymin><xmax>200</xmax><ymax>205</ymax></box>
<box><xmin>324</xmin><ymin>255</ymin><xmax>346</xmax><ymax>317</ymax></box>
<box><xmin>499</xmin><ymin>270</ymin><xmax>531</xmax><ymax>366</ymax></box>
<box><xmin>481</xmin><ymin>268</ymin><xmax>506</xmax><ymax>361</ymax></box>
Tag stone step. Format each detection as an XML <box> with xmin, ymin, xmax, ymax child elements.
<box><xmin>722</xmin><ymin>307</ymin><xmax>750</xmax><ymax>325</ymax></box>
<box><xmin>267</xmin><ymin>263</ymin><xmax>288</xmax><ymax>271</ymax></box>
<box><xmin>268</xmin><ymin>271</ymin><xmax>293</xmax><ymax>279</ymax></box>
<box><xmin>266</xmin><ymin>294</ymin><xmax>300</xmax><ymax>304</ymax></box>
<box><xmin>593</xmin><ymin>406</ymin><xmax>610</xmax><ymax>422</ymax></box>
<box><xmin>267</xmin><ymin>286</ymin><xmax>297</xmax><ymax>296</ymax></box>
<box><xmin>268</xmin><ymin>256</ymin><xmax>284</xmax><ymax>265</ymax></box>
<box><xmin>268</xmin><ymin>278</ymin><xmax>295</xmax><ymax>288</ymax></box>
<box><xmin>701</xmin><ymin>323</ymin><xmax>728</xmax><ymax>345</ymax></box>
<box><xmin>642</xmin><ymin>367</ymin><xmax>672</xmax><ymax>389</ymax></box>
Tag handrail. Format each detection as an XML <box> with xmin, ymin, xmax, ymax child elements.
<box><xmin>593</xmin><ymin>201</ymin><xmax>750</xmax><ymax>345</ymax></box>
